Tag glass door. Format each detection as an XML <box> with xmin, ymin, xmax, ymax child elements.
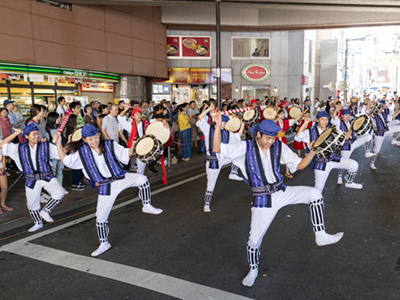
<box><xmin>172</xmin><ymin>85</ymin><xmax>190</xmax><ymax>104</ymax></box>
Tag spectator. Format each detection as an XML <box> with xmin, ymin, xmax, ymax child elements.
<box><xmin>161</xmin><ymin>100</ymin><xmax>173</xmax><ymax>126</ymax></box>
<box><xmin>101</xmin><ymin>104</ymin><xmax>121</xmax><ymax>141</ymax></box>
<box><xmin>130</xmin><ymin>100</ymin><xmax>140</xmax><ymax>108</ymax></box>
<box><xmin>0</xmin><ymin>123</ymin><xmax>12</xmax><ymax>213</ymax></box>
<box><xmin>91</xmin><ymin>100</ymin><xmax>101</xmax><ymax>118</ymax></box>
<box><xmin>187</xmin><ymin>101</ymin><xmax>199</xmax><ymax>149</ymax></box>
<box><xmin>69</xmin><ymin>101</ymin><xmax>84</xmax><ymax>127</ymax></box>
<box><xmin>83</xmin><ymin>104</ymin><xmax>97</xmax><ymax>127</ymax></box>
<box><xmin>96</xmin><ymin>105</ymin><xmax>109</xmax><ymax>130</ymax></box>
<box><xmin>63</xmin><ymin>115</ymin><xmax>84</xmax><ymax>191</ymax></box>
<box><xmin>47</xmin><ymin>112</ymin><xmax>68</xmax><ymax>195</ymax></box>
<box><xmin>118</xmin><ymin>100</ymin><xmax>125</xmax><ymax>110</ymax></box>
<box><xmin>4</xmin><ymin>100</ymin><xmax>19</xmax><ymax>132</ymax></box>
<box><xmin>56</xmin><ymin>96</ymin><xmax>66</xmax><ymax>119</ymax></box>
<box><xmin>153</xmin><ymin>104</ymin><xmax>169</xmax><ymax>121</ymax></box>
<box><xmin>25</xmin><ymin>104</ymin><xmax>49</xmax><ymax>141</ymax></box>
<box><xmin>178</xmin><ymin>103</ymin><xmax>193</xmax><ymax>161</ymax></box>
<box><xmin>0</xmin><ymin>108</ymin><xmax>12</xmax><ymax>140</ymax></box>
<box><xmin>13</xmin><ymin>105</ymin><xmax>25</xmax><ymax>130</ymax></box>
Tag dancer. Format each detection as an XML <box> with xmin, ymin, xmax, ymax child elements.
<box><xmin>196</xmin><ymin>104</ymin><xmax>244</xmax><ymax>212</ymax></box>
<box><xmin>212</xmin><ymin>114</ymin><xmax>343</xmax><ymax>288</ymax></box>
<box><xmin>369</xmin><ymin>100</ymin><xmax>400</xmax><ymax>170</ymax></box>
<box><xmin>55</xmin><ymin>124</ymin><xmax>162</xmax><ymax>256</ymax></box>
<box><xmin>0</xmin><ymin>123</ymin><xmax>65</xmax><ymax>232</ymax></box>
<box><xmin>295</xmin><ymin>111</ymin><xmax>362</xmax><ymax>193</ymax></box>
<box><xmin>331</xmin><ymin>108</ymin><xmax>376</xmax><ymax>184</ymax></box>
<box><xmin>275</xmin><ymin>108</ymin><xmax>301</xmax><ymax>178</ymax></box>
<box><xmin>292</xmin><ymin>109</ymin><xmax>313</xmax><ymax>157</ymax></box>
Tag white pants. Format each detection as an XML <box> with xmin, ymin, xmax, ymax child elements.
<box><xmin>373</xmin><ymin>123</ymin><xmax>400</xmax><ymax>154</ymax></box>
<box><xmin>248</xmin><ymin>186</ymin><xmax>322</xmax><ymax>248</ymax></box>
<box><xmin>96</xmin><ymin>173</ymin><xmax>148</xmax><ymax>223</ymax></box>
<box><xmin>341</xmin><ymin>134</ymin><xmax>372</xmax><ymax>159</ymax></box>
<box><xmin>314</xmin><ymin>158</ymin><xmax>358</xmax><ymax>193</ymax></box>
<box><xmin>205</xmin><ymin>158</ymin><xmax>232</xmax><ymax>191</ymax></box>
<box><xmin>136</xmin><ymin>159</ymin><xmax>146</xmax><ymax>175</ymax></box>
<box><xmin>26</xmin><ymin>178</ymin><xmax>65</xmax><ymax>211</ymax></box>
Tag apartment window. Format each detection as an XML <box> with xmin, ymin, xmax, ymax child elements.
<box><xmin>232</xmin><ymin>37</ymin><xmax>270</xmax><ymax>59</ymax></box>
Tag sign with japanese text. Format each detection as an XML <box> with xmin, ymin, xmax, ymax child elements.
<box><xmin>172</xmin><ymin>68</ymin><xmax>190</xmax><ymax>83</ymax></box>
<box><xmin>81</xmin><ymin>82</ymin><xmax>114</xmax><ymax>93</ymax></box>
<box><xmin>191</xmin><ymin>68</ymin><xmax>211</xmax><ymax>83</ymax></box>
<box><xmin>167</xmin><ymin>36</ymin><xmax>180</xmax><ymax>58</ymax></box>
<box><xmin>181</xmin><ymin>37</ymin><xmax>211</xmax><ymax>58</ymax></box>
<box><xmin>152</xmin><ymin>68</ymin><xmax>173</xmax><ymax>83</ymax></box>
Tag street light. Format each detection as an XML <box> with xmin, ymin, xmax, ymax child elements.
<box><xmin>273</xmin><ymin>87</ymin><xmax>278</xmax><ymax>93</ymax></box>
<box><xmin>234</xmin><ymin>87</ymin><xmax>239</xmax><ymax>93</ymax></box>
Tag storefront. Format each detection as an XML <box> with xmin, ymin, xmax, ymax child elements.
<box><xmin>151</xmin><ymin>67</ymin><xmax>232</xmax><ymax>106</ymax></box>
<box><xmin>240</xmin><ymin>63</ymin><xmax>272</xmax><ymax>100</ymax></box>
<box><xmin>0</xmin><ymin>62</ymin><xmax>119</xmax><ymax>115</ymax></box>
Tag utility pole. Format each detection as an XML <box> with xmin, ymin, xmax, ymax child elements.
<box><xmin>216</xmin><ymin>0</ymin><xmax>221</xmax><ymax>109</ymax></box>
<box><xmin>344</xmin><ymin>38</ymin><xmax>348</xmax><ymax>101</ymax></box>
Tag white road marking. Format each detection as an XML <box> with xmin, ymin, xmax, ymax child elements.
<box><xmin>0</xmin><ymin>172</ymin><xmax>251</xmax><ymax>300</ymax></box>
<box><xmin>3</xmin><ymin>243</ymin><xmax>251</xmax><ymax>300</ymax></box>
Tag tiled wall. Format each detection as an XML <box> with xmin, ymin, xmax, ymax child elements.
<box><xmin>0</xmin><ymin>0</ymin><xmax>167</xmax><ymax>78</ymax></box>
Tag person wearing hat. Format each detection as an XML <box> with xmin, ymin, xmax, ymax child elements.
<box><xmin>196</xmin><ymin>104</ymin><xmax>244</xmax><ymax>212</ymax></box>
<box><xmin>212</xmin><ymin>113</ymin><xmax>343</xmax><ymax>287</ymax></box>
<box><xmin>0</xmin><ymin>123</ymin><xmax>65</xmax><ymax>232</ymax></box>
<box><xmin>295</xmin><ymin>111</ymin><xmax>362</xmax><ymax>192</ymax></box>
<box><xmin>250</xmin><ymin>99</ymin><xmax>264</xmax><ymax>121</ymax></box>
<box><xmin>369</xmin><ymin>100</ymin><xmax>400</xmax><ymax>170</ymax></box>
<box><xmin>55</xmin><ymin>124</ymin><xmax>162</xmax><ymax>256</ymax></box>
<box><xmin>331</xmin><ymin>107</ymin><xmax>375</xmax><ymax>184</ymax></box>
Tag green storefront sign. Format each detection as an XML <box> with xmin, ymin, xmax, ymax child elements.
<box><xmin>0</xmin><ymin>62</ymin><xmax>119</xmax><ymax>82</ymax></box>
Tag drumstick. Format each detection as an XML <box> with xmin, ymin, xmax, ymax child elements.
<box><xmin>52</xmin><ymin>112</ymin><xmax>71</xmax><ymax>143</ymax></box>
<box><xmin>221</xmin><ymin>107</ymin><xmax>254</xmax><ymax>115</ymax></box>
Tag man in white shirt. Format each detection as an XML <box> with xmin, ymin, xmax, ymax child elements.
<box><xmin>56</xmin><ymin>96</ymin><xmax>66</xmax><ymax>119</ymax></box>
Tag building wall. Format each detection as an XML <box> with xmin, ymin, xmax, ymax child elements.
<box><xmin>0</xmin><ymin>0</ymin><xmax>167</xmax><ymax>78</ymax></box>
<box><xmin>167</xmin><ymin>29</ymin><xmax>308</xmax><ymax>100</ymax></box>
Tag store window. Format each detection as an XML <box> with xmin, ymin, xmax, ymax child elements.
<box><xmin>232</xmin><ymin>37</ymin><xmax>270</xmax><ymax>59</ymax></box>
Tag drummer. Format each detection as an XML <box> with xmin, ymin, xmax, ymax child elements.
<box><xmin>0</xmin><ymin>123</ymin><xmax>65</xmax><ymax>232</ymax></box>
<box><xmin>369</xmin><ymin>100</ymin><xmax>400</xmax><ymax>170</ymax></box>
<box><xmin>250</xmin><ymin>99</ymin><xmax>264</xmax><ymax>121</ymax></box>
<box><xmin>295</xmin><ymin>111</ymin><xmax>363</xmax><ymax>193</ymax></box>
<box><xmin>331</xmin><ymin>107</ymin><xmax>375</xmax><ymax>184</ymax></box>
<box><xmin>55</xmin><ymin>124</ymin><xmax>163</xmax><ymax>256</ymax></box>
<box><xmin>275</xmin><ymin>108</ymin><xmax>301</xmax><ymax>178</ymax></box>
<box><xmin>278</xmin><ymin>101</ymin><xmax>289</xmax><ymax>118</ymax></box>
<box><xmin>196</xmin><ymin>104</ymin><xmax>244</xmax><ymax>212</ymax></box>
<box><xmin>212</xmin><ymin>114</ymin><xmax>343</xmax><ymax>288</ymax></box>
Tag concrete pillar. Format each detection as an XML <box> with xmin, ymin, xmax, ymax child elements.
<box><xmin>114</xmin><ymin>76</ymin><xmax>147</xmax><ymax>101</ymax></box>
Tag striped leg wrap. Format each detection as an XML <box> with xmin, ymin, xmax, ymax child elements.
<box><xmin>29</xmin><ymin>210</ymin><xmax>42</xmax><ymax>224</ymax></box>
<box><xmin>230</xmin><ymin>164</ymin><xmax>239</xmax><ymax>175</ymax></box>
<box><xmin>43</xmin><ymin>198</ymin><xmax>61</xmax><ymax>213</ymax></box>
<box><xmin>371</xmin><ymin>154</ymin><xmax>378</xmax><ymax>164</ymax></box>
<box><xmin>246</xmin><ymin>244</ymin><xmax>260</xmax><ymax>270</ymax></box>
<box><xmin>344</xmin><ymin>171</ymin><xmax>357</xmax><ymax>184</ymax></box>
<box><xmin>364</xmin><ymin>140</ymin><xmax>372</xmax><ymax>152</ymax></box>
<box><xmin>96</xmin><ymin>222</ymin><xmax>109</xmax><ymax>243</ymax></box>
<box><xmin>393</xmin><ymin>132</ymin><xmax>400</xmax><ymax>140</ymax></box>
<box><xmin>204</xmin><ymin>190</ymin><xmax>213</xmax><ymax>206</ymax></box>
<box><xmin>309</xmin><ymin>199</ymin><xmax>325</xmax><ymax>232</ymax></box>
<box><xmin>138</xmin><ymin>181</ymin><xmax>151</xmax><ymax>205</ymax></box>
<box><xmin>338</xmin><ymin>169</ymin><xmax>345</xmax><ymax>177</ymax></box>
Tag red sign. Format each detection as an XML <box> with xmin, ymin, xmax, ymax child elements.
<box><xmin>181</xmin><ymin>37</ymin><xmax>211</xmax><ymax>58</ymax></box>
<box><xmin>152</xmin><ymin>68</ymin><xmax>173</xmax><ymax>83</ymax></box>
<box><xmin>172</xmin><ymin>68</ymin><xmax>190</xmax><ymax>83</ymax></box>
<box><xmin>166</xmin><ymin>36</ymin><xmax>180</xmax><ymax>57</ymax></box>
<box><xmin>191</xmin><ymin>68</ymin><xmax>211</xmax><ymax>83</ymax></box>
<box><xmin>241</xmin><ymin>64</ymin><xmax>271</xmax><ymax>82</ymax></box>
<box><xmin>81</xmin><ymin>82</ymin><xmax>114</xmax><ymax>93</ymax></box>
<box><xmin>1</xmin><ymin>73</ymin><xmax>9</xmax><ymax>80</ymax></box>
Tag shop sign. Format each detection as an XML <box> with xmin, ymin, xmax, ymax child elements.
<box><xmin>152</xmin><ymin>95</ymin><xmax>171</xmax><ymax>101</ymax></box>
<box><xmin>152</xmin><ymin>68</ymin><xmax>173</xmax><ymax>83</ymax></box>
<box><xmin>191</xmin><ymin>68</ymin><xmax>211</xmax><ymax>83</ymax></box>
<box><xmin>167</xmin><ymin>36</ymin><xmax>180</xmax><ymax>58</ymax></box>
<box><xmin>241</xmin><ymin>63</ymin><xmax>270</xmax><ymax>82</ymax></box>
<box><xmin>211</xmin><ymin>68</ymin><xmax>232</xmax><ymax>84</ymax></box>
<box><xmin>181</xmin><ymin>37</ymin><xmax>211</xmax><ymax>58</ymax></box>
<box><xmin>24</xmin><ymin>74</ymin><xmax>44</xmax><ymax>82</ymax></box>
<box><xmin>81</xmin><ymin>82</ymin><xmax>114</xmax><ymax>93</ymax></box>
<box><xmin>1</xmin><ymin>73</ymin><xmax>9</xmax><ymax>80</ymax></box>
<box><xmin>172</xmin><ymin>68</ymin><xmax>190</xmax><ymax>83</ymax></box>
<box><xmin>61</xmin><ymin>69</ymin><xmax>89</xmax><ymax>78</ymax></box>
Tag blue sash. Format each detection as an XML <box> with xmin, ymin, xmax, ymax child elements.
<box><xmin>204</xmin><ymin>126</ymin><xmax>230</xmax><ymax>169</ymax></box>
<box><xmin>373</xmin><ymin>113</ymin><xmax>388</xmax><ymax>137</ymax></box>
<box><xmin>18</xmin><ymin>142</ymin><xmax>55</xmax><ymax>189</ymax></box>
<box><xmin>340</xmin><ymin>120</ymin><xmax>356</xmax><ymax>151</ymax></box>
<box><xmin>79</xmin><ymin>140</ymin><xmax>126</xmax><ymax>196</ymax></box>
<box><xmin>244</xmin><ymin>139</ymin><xmax>287</xmax><ymax>208</ymax></box>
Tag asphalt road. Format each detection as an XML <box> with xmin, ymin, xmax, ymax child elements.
<box><xmin>0</xmin><ymin>138</ymin><xmax>399</xmax><ymax>300</ymax></box>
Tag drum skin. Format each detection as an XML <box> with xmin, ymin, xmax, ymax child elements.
<box><xmin>133</xmin><ymin>134</ymin><xmax>163</xmax><ymax>163</ymax></box>
<box><xmin>289</xmin><ymin>107</ymin><xmax>302</xmax><ymax>119</ymax></box>
<box><xmin>311</xmin><ymin>125</ymin><xmax>345</xmax><ymax>158</ymax></box>
<box><xmin>242</xmin><ymin>109</ymin><xmax>259</xmax><ymax>126</ymax></box>
<box><xmin>146</xmin><ymin>121</ymin><xmax>174</xmax><ymax>148</ymax></box>
<box><xmin>70</xmin><ymin>128</ymin><xmax>83</xmax><ymax>142</ymax></box>
<box><xmin>351</xmin><ymin>114</ymin><xmax>371</xmax><ymax>136</ymax></box>
<box><xmin>262</xmin><ymin>107</ymin><xmax>276</xmax><ymax>120</ymax></box>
